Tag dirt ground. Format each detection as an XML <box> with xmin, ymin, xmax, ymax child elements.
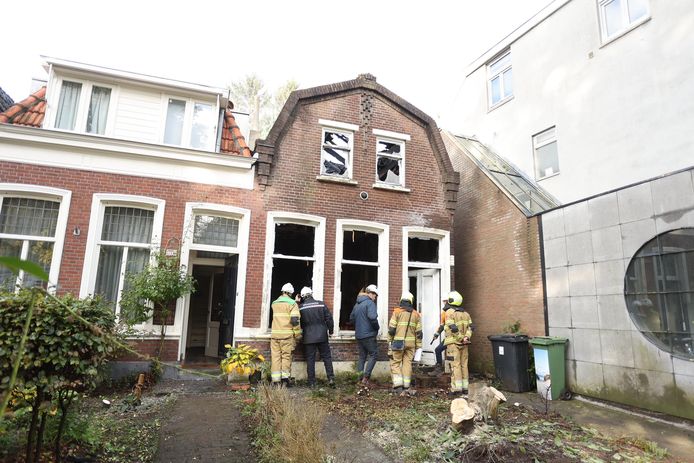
<box><xmin>154</xmin><ymin>379</ymin><xmax>255</xmax><ymax>463</ymax></box>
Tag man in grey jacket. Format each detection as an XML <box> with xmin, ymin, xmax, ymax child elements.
<box><xmin>350</xmin><ymin>284</ymin><xmax>380</xmax><ymax>385</ymax></box>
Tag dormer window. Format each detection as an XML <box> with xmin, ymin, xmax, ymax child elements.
<box><xmin>54</xmin><ymin>80</ymin><xmax>112</xmax><ymax>135</ymax></box>
<box><xmin>163</xmin><ymin>98</ymin><xmax>216</xmax><ymax>151</ymax></box>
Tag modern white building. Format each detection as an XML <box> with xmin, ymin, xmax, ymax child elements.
<box><xmin>453</xmin><ymin>0</ymin><xmax>694</xmax><ymax>203</ymax></box>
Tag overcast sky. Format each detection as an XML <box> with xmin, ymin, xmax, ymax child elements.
<box><xmin>2</xmin><ymin>0</ymin><xmax>550</xmax><ymax>129</ymax></box>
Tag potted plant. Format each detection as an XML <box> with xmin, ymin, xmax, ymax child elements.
<box><xmin>220</xmin><ymin>344</ymin><xmax>265</xmax><ymax>388</ymax></box>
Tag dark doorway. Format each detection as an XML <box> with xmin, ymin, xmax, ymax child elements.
<box><xmin>339</xmin><ymin>264</ymin><xmax>377</xmax><ymax>330</ymax></box>
<box><xmin>218</xmin><ymin>255</ymin><xmax>238</xmax><ymax>356</ymax></box>
<box><xmin>268</xmin><ymin>258</ymin><xmax>313</xmax><ymax>327</ymax></box>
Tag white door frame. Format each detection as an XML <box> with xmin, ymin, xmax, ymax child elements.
<box><xmin>408</xmin><ymin>268</ymin><xmax>440</xmax><ymax>364</ymax></box>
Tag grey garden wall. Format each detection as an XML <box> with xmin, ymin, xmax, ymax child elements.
<box><xmin>541</xmin><ymin>169</ymin><xmax>694</xmax><ymax>419</ymax></box>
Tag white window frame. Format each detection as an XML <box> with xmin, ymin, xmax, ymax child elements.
<box><xmin>160</xmin><ymin>95</ymin><xmax>219</xmax><ymax>151</ymax></box>
<box><xmin>401</xmin><ymin>226</ymin><xmax>451</xmax><ymax>297</ymax></box>
<box><xmin>598</xmin><ymin>0</ymin><xmax>651</xmax><ymax>43</ymax></box>
<box><xmin>79</xmin><ymin>194</ymin><xmax>165</xmax><ymax>322</ymax></box>
<box><xmin>373</xmin><ymin>129</ymin><xmax>410</xmax><ymax>189</ymax></box>
<box><xmin>333</xmin><ymin>219</ymin><xmax>389</xmax><ymax>337</ymax></box>
<box><xmin>0</xmin><ymin>184</ymin><xmax>71</xmax><ymax>293</ymax></box>
<box><xmin>533</xmin><ymin>126</ymin><xmax>560</xmax><ymax>180</ymax></box>
<box><xmin>259</xmin><ymin>212</ymin><xmax>326</xmax><ymax>335</ymax></box>
<box><xmin>178</xmin><ymin>202</ymin><xmax>251</xmax><ymax>355</ymax></box>
<box><xmin>487</xmin><ymin>51</ymin><xmax>513</xmax><ymax>109</ymax></box>
<box><xmin>318</xmin><ymin>119</ymin><xmax>359</xmax><ymax>181</ymax></box>
<box><xmin>48</xmin><ymin>77</ymin><xmax>118</xmax><ymax>136</ymax></box>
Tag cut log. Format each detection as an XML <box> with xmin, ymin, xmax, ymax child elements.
<box><xmin>450</xmin><ymin>398</ymin><xmax>475</xmax><ymax>433</ymax></box>
<box><xmin>469</xmin><ymin>386</ymin><xmax>507</xmax><ymax>422</ymax></box>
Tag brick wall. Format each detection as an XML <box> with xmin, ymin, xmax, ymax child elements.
<box><xmin>117</xmin><ymin>339</ymin><xmax>179</xmax><ymax>362</ymax></box>
<box><xmin>238</xmin><ymin>338</ymin><xmax>390</xmax><ymax>362</ymax></box>
<box><xmin>446</xmin><ymin>147</ymin><xmax>545</xmax><ymax>373</ymax></box>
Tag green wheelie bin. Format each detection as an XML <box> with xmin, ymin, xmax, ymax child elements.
<box><xmin>529</xmin><ymin>336</ymin><xmax>570</xmax><ymax>400</ymax></box>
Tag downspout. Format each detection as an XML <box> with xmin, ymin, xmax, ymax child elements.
<box><xmin>537</xmin><ymin>215</ymin><xmax>549</xmax><ymax>336</ymax></box>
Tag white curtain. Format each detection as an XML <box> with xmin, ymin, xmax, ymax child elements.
<box><xmin>86</xmin><ymin>86</ymin><xmax>111</xmax><ymax>134</ymax></box>
<box><xmin>55</xmin><ymin>81</ymin><xmax>82</xmax><ymax>130</ymax></box>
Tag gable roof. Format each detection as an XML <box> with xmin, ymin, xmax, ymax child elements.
<box><xmin>0</xmin><ymin>87</ymin><xmax>251</xmax><ymax>157</ymax></box>
<box><xmin>442</xmin><ymin>130</ymin><xmax>558</xmax><ymax>216</ymax></box>
<box><xmin>0</xmin><ymin>86</ymin><xmax>46</xmax><ymax>127</ymax></box>
<box><xmin>0</xmin><ymin>87</ymin><xmax>14</xmax><ymax>112</ymax></box>
<box><xmin>254</xmin><ymin>74</ymin><xmax>460</xmax><ymax>211</ymax></box>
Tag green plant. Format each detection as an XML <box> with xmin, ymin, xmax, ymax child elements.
<box><xmin>220</xmin><ymin>344</ymin><xmax>265</xmax><ymax>376</ymax></box>
<box><xmin>118</xmin><ymin>250</ymin><xmax>196</xmax><ymax>359</ymax></box>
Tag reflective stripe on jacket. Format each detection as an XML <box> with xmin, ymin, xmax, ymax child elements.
<box><xmin>271</xmin><ymin>296</ymin><xmax>302</xmax><ymax>339</ymax></box>
<box><xmin>388</xmin><ymin>309</ymin><xmax>423</xmax><ymax>348</ymax></box>
<box><xmin>443</xmin><ymin>308</ymin><xmax>472</xmax><ymax>346</ymax></box>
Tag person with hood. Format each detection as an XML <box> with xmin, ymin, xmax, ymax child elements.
<box><xmin>443</xmin><ymin>291</ymin><xmax>472</xmax><ymax>396</ymax></box>
<box><xmin>298</xmin><ymin>286</ymin><xmax>336</xmax><ymax>388</ymax></box>
<box><xmin>271</xmin><ymin>283</ymin><xmax>302</xmax><ymax>386</ymax></box>
<box><xmin>388</xmin><ymin>292</ymin><xmax>422</xmax><ymax>395</ymax></box>
<box><xmin>350</xmin><ymin>284</ymin><xmax>380</xmax><ymax>386</ymax></box>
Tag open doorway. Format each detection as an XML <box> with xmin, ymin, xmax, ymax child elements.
<box><xmin>185</xmin><ymin>253</ymin><xmax>238</xmax><ymax>362</ymax></box>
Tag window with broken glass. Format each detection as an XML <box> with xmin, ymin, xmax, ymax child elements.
<box><xmin>320</xmin><ymin>128</ymin><xmax>353</xmax><ymax>178</ymax></box>
<box><xmin>625</xmin><ymin>228</ymin><xmax>694</xmax><ymax>359</ymax></box>
<box><xmin>0</xmin><ymin>197</ymin><xmax>60</xmax><ymax>290</ymax></box>
<box><xmin>268</xmin><ymin>222</ymin><xmax>316</xmax><ymax>328</ymax></box>
<box><xmin>376</xmin><ymin>138</ymin><xmax>404</xmax><ymax>186</ymax></box>
<box><xmin>339</xmin><ymin>230</ymin><xmax>379</xmax><ymax>330</ymax></box>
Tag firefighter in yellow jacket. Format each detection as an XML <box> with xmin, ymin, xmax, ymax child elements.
<box><xmin>388</xmin><ymin>292</ymin><xmax>422</xmax><ymax>396</ymax></box>
<box><xmin>444</xmin><ymin>291</ymin><xmax>472</xmax><ymax>396</ymax></box>
<box><xmin>271</xmin><ymin>283</ymin><xmax>302</xmax><ymax>386</ymax></box>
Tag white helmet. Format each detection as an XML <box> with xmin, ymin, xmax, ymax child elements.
<box><xmin>365</xmin><ymin>284</ymin><xmax>379</xmax><ymax>295</ymax></box>
<box><xmin>401</xmin><ymin>291</ymin><xmax>414</xmax><ymax>304</ymax></box>
<box><xmin>300</xmin><ymin>286</ymin><xmax>313</xmax><ymax>297</ymax></box>
<box><xmin>281</xmin><ymin>282</ymin><xmax>295</xmax><ymax>294</ymax></box>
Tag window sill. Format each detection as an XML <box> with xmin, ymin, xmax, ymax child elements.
<box><xmin>316</xmin><ymin>175</ymin><xmax>358</xmax><ymax>185</ymax></box>
<box><xmin>487</xmin><ymin>95</ymin><xmax>514</xmax><ymax>113</ymax></box>
<box><xmin>372</xmin><ymin>183</ymin><xmax>411</xmax><ymax>193</ymax></box>
<box><xmin>536</xmin><ymin>171</ymin><xmax>560</xmax><ymax>182</ymax></box>
<box><xmin>600</xmin><ymin>16</ymin><xmax>651</xmax><ymax>49</ymax></box>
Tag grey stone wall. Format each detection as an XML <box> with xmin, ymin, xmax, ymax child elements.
<box><xmin>541</xmin><ymin>169</ymin><xmax>694</xmax><ymax>419</ymax></box>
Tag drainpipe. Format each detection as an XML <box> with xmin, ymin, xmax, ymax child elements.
<box><xmin>537</xmin><ymin>216</ymin><xmax>550</xmax><ymax>336</ymax></box>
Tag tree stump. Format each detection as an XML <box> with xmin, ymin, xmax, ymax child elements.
<box><xmin>450</xmin><ymin>386</ymin><xmax>507</xmax><ymax>433</ymax></box>
<box><xmin>450</xmin><ymin>398</ymin><xmax>476</xmax><ymax>434</ymax></box>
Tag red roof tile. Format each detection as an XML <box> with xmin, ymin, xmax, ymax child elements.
<box><xmin>220</xmin><ymin>109</ymin><xmax>252</xmax><ymax>157</ymax></box>
<box><xmin>0</xmin><ymin>86</ymin><xmax>46</xmax><ymax>127</ymax></box>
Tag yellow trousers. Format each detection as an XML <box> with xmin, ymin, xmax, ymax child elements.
<box><xmin>271</xmin><ymin>338</ymin><xmax>294</xmax><ymax>382</ymax></box>
<box><xmin>390</xmin><ymin>346</ymin><xmax>415</xmax><ymax>388</ymax></box>
<box><xmin>448</xmin><ymin>343</ymin><xmax>469</xmax><ymax>392</ymax></box>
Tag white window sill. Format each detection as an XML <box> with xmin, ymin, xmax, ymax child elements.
<box><xmin>600</xmin><ymin>16</ymin><xmax>651</xmax><ymax>48</ymax></box>
<box><xmin>487</xmin><ymin>95</ymin><xmax>514</xmax><ymax>113</ymax></box>
<box><xmin>536</xmin><ymin>171</ymin><xmax>560</xmax><ymax>181</ymax></box>
<box><xmin>316</xmin><ymin>175</ymin><xmax>358</xmax><ymax>185</ymax></box>
<box><xmin>372</xmin><ymin>183</ymin><xmax>411</xmax><ymax>193</ymax></box>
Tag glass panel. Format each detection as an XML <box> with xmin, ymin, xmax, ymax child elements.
<box><xmin>627</xmin><ymin>294</ymin><xmax>662</xmax><ymax>332</ymax></box>
<box><xmin>408</xmin><ymin>237</ymin><xmax>439</xmax><ymax>263</ymax></box>
<box><xmin>274</xmin><ymin>223</ymin><xmax>314</xmax><ymax>257</ymax></box>
<box><xmin>164</xmin><ymin>98</ymin><xmax>186</xmax><ymax>145</ymax></box>
<box><xmin>123</xmin><ymin>247</ymin><xmax>150</xmax><ymax>296</ymax></box>
<box><xmin>490</xmin><ymin>76</ymin><xmax>501</xmax><ymax>104</ymax></box>
<box><xmin>0</xmin><ymin>238</ymin><xmax>22</xmax><ymax>289</ymax></box>
<box><xmin>343</xmin><ymin>230</ymin><xmax>378</xmax><ymax>262</ymax></box>
<box><xmin>625</xmin><ymin>255</ymin><xmax>659</xmax><ymax>293</ymax></box>
<box><xmin>535</xmin><ymin>141</ymin><xmax>559</xmax><ymax>178</ymax></box>
<box><xmin>673</xmin><ymin>292</ymin><xmax>694</xmax><ymax>356</ymax></box>
<box><xmin>634</xmin><ymin>235</ymin><xmax>660</xmax><ymax>257</ymax></box>
<box><xmin>489</xmin><ymin>53</ymin><xmax>511</xmax><ymax>74</ymax></box>
<box><xmin>101</xmin><ymin>207</ymin><xmax>154</xmax><ymax>243</ymax></box>
<box><xmin>339</xmin><ymin>263</ymin><xmax>378</xmax><ymax>330</ymax></box>
<box><xmin>534</xmin><ymin>128</ymin><xmax>556</xmax><ymax>146</ymax></box>
<box><xmin>0</xmin><ymin>198</ymin><xmax>60</xmax><ymax>237</ymax></box>
<box><xmin>502</xmin><ymin>68</ymin><xmax>513</xmax><ymax>98</ymax></box>
<box><xmin>659</xmin><ymin>229</ymin><xmax>694</xmax><ymax>254</ymax></box>
<box><xmin>376</xmin><ymin>155</ymin><xmax>401</xmax><ymax>184</ymax></box>
<box><xmin>55</xmin><ymin>81</ymin><xmax>82</xmax><ymax>130</ymax></box>
<box><xmin>94</xmin><ymin>245</ymin><xmax>124</xmax><ymax>311</ymax></box>
<box><xmin>377</xmin><ymin>140</ymin><xmax>402</xmax><ymax>156</ymax></box>
<box><xmin>323</xmin><ymin>130</ymin><xmax>350</xmax><ymax>149</ymax></box>
<box><xmin>604</xmin><ymin>0</ymin><xmax>625</xmax><ymax>36</ymax></box>
<box><xmin>628</xmin><ymin>0</ymin><xmax>649</xmax><ymax>23</ymax></box>
<box><xmin>86</xmin><ymin>86</ymin><xmax>111</xmax><ymax>135</ymax></box>
<box><xmin>190</xmin><ymin>103</ymin><xmax>215</xmax><ymax>150</ymax></box>
<box><xmin>24</xmin><ymin>241</ymin><xmax>53</xmax><ymax>288</ymax></box>
<box><xmin>660</xmin><ymin>252</ymin><xmax>694</xmax><ymax>292</ymax></box>
<box><xmin>194</xmin><ymin>215</ymin><xmax>239</xmax><ymax>247</ymax></box>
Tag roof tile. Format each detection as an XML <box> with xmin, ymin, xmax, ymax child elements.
<box><xmin>0</xmin><ymin>86</ymin><xmax>46</xmax><ymax>127</ymax></box>
<box><xmin>220</xmin><ymin>109</ymin><xmax>252</xmax><ymax>157</ymax></box>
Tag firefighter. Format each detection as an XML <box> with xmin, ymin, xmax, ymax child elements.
<box><xmin>271</xmin><ymin>283</ymin><xmax>302</xmax><ymax>386</ymax></box>
<box><xmin>388</xmin><ymin>292</ymin><xmax>422</xmax><ymax>396</ymax></box>
<box><xmin>444</xmin><ymin>291</ymin><xmax>472</xmax><ymax>396</ymax></box>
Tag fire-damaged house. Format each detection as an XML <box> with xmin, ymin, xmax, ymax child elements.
<box><xmin>0</xmin><ymin>59</ymin><xmax>459</xmax><ymax>378</ymax></box>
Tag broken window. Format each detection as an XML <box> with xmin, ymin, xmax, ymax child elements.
<box><xmin>268</xmin><ymin>222</ymin><xmax>316</xmax><ymax>327</ymax></box>
<box><xmin>376</xmin><ymin>138</ymin><xmax>404</xmax><ymax>186</ymax></box>
<box><xmin>321</xmin><ymin>128</ymin><xmax>353</xmax><ymax>178</ymax></box>
<box><xmin>339</xmin><ymin>230</ymin><xmax>379</xmax><ymax>329</ymax></box>
<box><xmin>408</xmin><ymin>237</ymin><xmax>439</xmax><ymax>264</ymax></box>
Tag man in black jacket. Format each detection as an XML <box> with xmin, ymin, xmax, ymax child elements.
<box><xmin>299</xmin><ymin>287</ymin><xmax>336</xmax><ymax>388</ymax></box>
